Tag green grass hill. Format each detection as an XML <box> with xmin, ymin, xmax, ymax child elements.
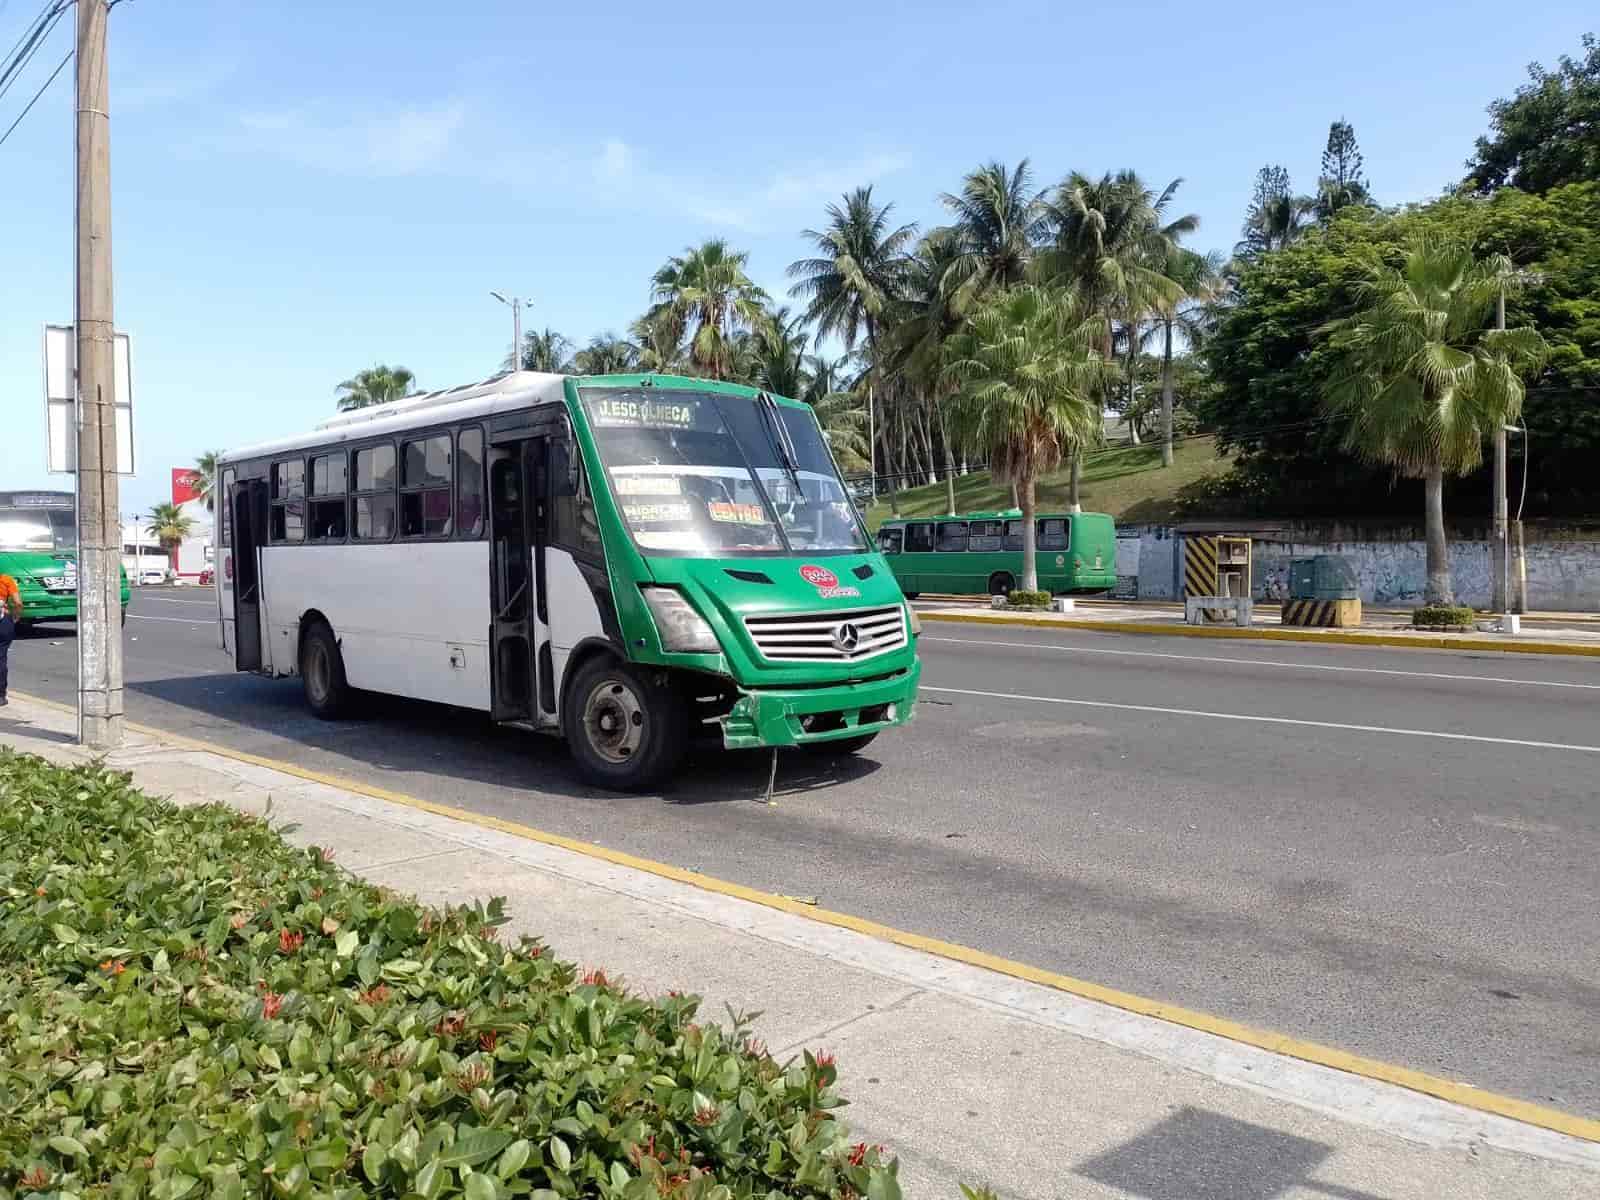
<box><xmin>864</xmin><ymin>436</ymin><xmax>1232</xmax><ymax>529</ymax></box>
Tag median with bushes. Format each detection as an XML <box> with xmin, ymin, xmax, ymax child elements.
<box><xmin>0</xmin><ymin>751</ymin><xmax>905</xmax><ymax>1199</ymax></box>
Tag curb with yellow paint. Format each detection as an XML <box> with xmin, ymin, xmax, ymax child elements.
<box><xmin>12</xmin><ymin>688</ymin><xmax>1600</xmax><ymax>1147</ymax></box>
<box><xmin>919</xmin><ymin>608</ymin><xmax>1600</xmax><ymax>657</ymax></box>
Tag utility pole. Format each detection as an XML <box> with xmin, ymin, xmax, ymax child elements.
<box><xmin>1492</xmin><ymin>288</ymin><xmax>1508</xmax><ymax>616</ymax></box>
<box><xmin>490</xmin><ymin>291</ymin><xmax>524</xmax><ymax>370</ymax></box>
<box><xmin>75</xmin><ymin>0</ymin><xmax>122</xmax><ymax>748</ymax></box>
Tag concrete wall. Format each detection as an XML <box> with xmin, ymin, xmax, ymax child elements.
<box><xmin>1122</xmin><ymin>525</ymin><xmax>1600</xmax><ymax>611</ymax></box>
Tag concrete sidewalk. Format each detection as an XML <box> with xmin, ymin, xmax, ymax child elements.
<box><xmin>914</xmin><ymin>597</ymin><xmax>1600</xmax><ymax>656</ymax></box>
<box><xmin>5</xmin><ymin>694</ymin><xmax>1598</xmax><ymax>1199</ymax></box>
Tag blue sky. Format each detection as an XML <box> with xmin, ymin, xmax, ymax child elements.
<box><xmin>1</xmin><ymin>0</ymin><xmax>1593</xmax><ymax>515</ymax></box>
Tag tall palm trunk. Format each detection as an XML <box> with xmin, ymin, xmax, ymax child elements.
<box><xmin>1160</xmin><ymin>317</ymin><xmax>1175</xmax><ymax>468</ymax></box>
<box><xmin>1423</xmin><ymin>461</ymin><xmax>1452</xmax><ymax>605</ymax></box>
<box><xmin>937</xmin><ymin>395</ymin><xmax>957</xmax><ymax>516</ymax></box>
<box><xmin>1019</xmin><ymin>474</ymin><xmax>1039</xmax><ymax>592</ymax></box>
<box><xmin>1125</xmin><ymin>320</ymin><xmax>1140</xmax><ymax>445</ymax></box>
<box><xmin>1068</xmin><ymin>452</ymin><xmax>1082</xmax><ymax>513</ymax></box>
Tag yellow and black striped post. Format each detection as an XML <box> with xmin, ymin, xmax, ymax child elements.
<box><xmin>1183</xmin><ymin>536</ymin><xmax>1218</xmax><ymax>601</ymax></box>
<box><xmin>1282</xmin><ymin>597</ymin><xmax>1363</xmax><ymax>627</ymax></box>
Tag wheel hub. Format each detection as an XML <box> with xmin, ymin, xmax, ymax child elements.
<box><xmin>583</xmin><ymin>680</ymin><xmax>645</xmax><ymax>763</ymax></box>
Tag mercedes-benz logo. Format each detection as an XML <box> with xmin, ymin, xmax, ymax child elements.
<box><xmin>832</xmin><ymin>621</ymin><xmax>861</xmax><ymax>653</ymax></box>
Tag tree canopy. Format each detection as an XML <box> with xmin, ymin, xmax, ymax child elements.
<box><xmin>1465</xmin><ymin>32</ymin><xmax>1600</xmax><ymax>194</ymax></box>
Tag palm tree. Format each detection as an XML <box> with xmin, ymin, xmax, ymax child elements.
<box><xmin>145</xmin><ymin>502</ymin><xmax>194</xmax><ymax>558</ymax></box>
<box><xmin>1235</xmin><ymin>192</ymin><xmax>1316</xmax><ymax>258</ymax></box>
<box><xmin>939</xmin><ymin>160</ymin><xmax>1048</xmax><ymax>309</ymax></box>
<box><xmin>629</xmin><ymin>309</ymin><xmax>687</xmax><ymax>374</ymax></box>
<box><xmin>749</xmin><ymin>306</ymin><xmax>811</xmax><ymax>397</ymax></box>
<box><xmin>571</xmin><ymin>333</ymin><xmax>640</xmax><ymax>376</ymax></box>
<box><xmin>890</xmin><ymin>228</ymin><xmax>970</xmax><ymax>514</ymax></box>
<box><xmin>1039</xmin><ymin>171</ymin><xmax>1197</xmax><ymax>504</ymax></box>
<box><xmin>788</xmin><ymin>187</ymin><xmax>918</xmax><ymax>507</ymax></box>
<box><xmin>942</xmin><ymin>286</ymin><xmax>1110</xmax><ymax>591</ymax></box>
<box><xmin>509</xmin><ymin>328</ymin><xmax>574</xmax><ymax>373</ymax></box>
<box><xmin>1146</xmin><ymin>249</ymin><xmax>1227</xmax><ymax>466</ymax></box>
<box><xmin>650</xmin><ymin>240</ymin><xmax>769</xmax><ymax>380</ymax></box>
<box><xmin>192</xmin><ymin>450</ymin><xmax>223</xmax><ymax>513</ymax></box>
<box><xmin>335</xmin><ymin>365</ymin><xmax>417</xmax><ymax>411</ymax></box>
<box><xmin>1322</xmin><ymin>235</ymin><xmax>1548</xmax><ymax>604</ymax></box>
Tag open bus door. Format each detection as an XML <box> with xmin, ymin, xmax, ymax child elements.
<box><xmin>488</xmin><ymin>440</ymin><xmax>540</xmax><ymax>723</ymax></box>
<box><xmin>229</xmin><ymin>478</ymin><xmax>268</xmax><ymax>672</ymax></box>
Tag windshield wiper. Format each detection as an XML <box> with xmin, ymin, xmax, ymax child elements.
<box><xmin>756</xmin><ymin>392</ymin><xmax>806</xmax><ymax>503</ymax></box>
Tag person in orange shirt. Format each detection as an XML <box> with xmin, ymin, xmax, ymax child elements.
<box><xmin>0</xmin><ymin>572</ymin><xmax>20</xmax><ymax>707</ymax></box>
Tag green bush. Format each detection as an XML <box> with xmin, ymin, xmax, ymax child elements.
<box><xmin>1006</xmin><ymin>590</ymin><xmax>1052</xmax><ymax>609</ymax></box>
<box><xmin>0</xmin><ymin>751</ymin><xmax>902</xmax><ymax>1199</ymax></box>
<box><xmin>1411</xmin><ymin>604</ymin><xmax>1475</xmax><ymax>628</ymax></box>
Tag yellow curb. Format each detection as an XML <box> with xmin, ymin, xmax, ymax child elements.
<box><xmin>918</xmin><ymin>609</ymin><xmax>1600</xmax><ymax>657</ymax></box>
<box><xmin>11</xmin><ymin>688</ymin><xmax>1600</xmax><ymax>1146</ymax></box>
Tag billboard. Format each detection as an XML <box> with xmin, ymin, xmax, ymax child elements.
<box><xmin>172</xmin><ymin>467</ymin><xmax>204</xmax><ymax>506</ymax></box>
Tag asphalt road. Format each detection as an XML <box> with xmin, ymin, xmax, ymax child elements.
<box><xmin>9</xmin><ymin>587</ymin><xmax>1600</xmax><ymax>1116</ymax></box>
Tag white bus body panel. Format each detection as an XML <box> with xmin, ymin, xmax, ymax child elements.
<box><xmin>258</xmin><ymin>542</ymin><xmax>491</xmax><ymax>711</ymax></box>
<box><xmin>543</xmin><ymin>548</ymin><xmax>606</xmax><ymax>713</ymax></box>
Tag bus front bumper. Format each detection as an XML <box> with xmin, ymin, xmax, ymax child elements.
<box><xmin>719</xmin><ymin>659</ymin><xmax>921</xmax><ymax>750</ymax></box>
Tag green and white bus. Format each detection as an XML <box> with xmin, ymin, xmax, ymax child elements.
<box><xmin>875</xmin><ymin>509</ymin><xmax>1117</xmax><ymax>598</ymax></box>
<box><xmin>214</xmin><ymin>372</ymin><xmax>922</xmax><ymax>790</ymax></box>
<box><xmin>0</xmin><ymin>489</ymin><xmax>130</xmax><ymax>630</ymax></box>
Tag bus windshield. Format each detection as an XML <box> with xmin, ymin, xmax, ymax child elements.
<box><xmin>0</xmin><ymin>503</ymin><xmax>76</xmax><ymax>552</ymax></box>
<box><xmin>580</xmin><ymin>388</ymin><xmax>868</xmax><ymax>557</ymax></box>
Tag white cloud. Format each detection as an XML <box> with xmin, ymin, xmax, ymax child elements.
<box><xmin>233</xmin><ymin>100</ymin><xmax>468</xmax><ymax>176</ymax></box>
<box><xmin>763</xmin><ymin>151</ymin><xmax>914</xmax><ymax>210</ymax></box>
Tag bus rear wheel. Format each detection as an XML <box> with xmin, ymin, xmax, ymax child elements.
<box><xmin>300</xmin><ymin>620</ymin><xmax>352</xmax><ymax>719</ymax></box>
<box><xmin>564</xmin><ymin>657</ymin><xmax>686</xmax><ymax>792</ymax></box>
<box><xmin>987</xmin><ymin>572</ymin><xmax>1015</xmax><ymax>596</ymax></box>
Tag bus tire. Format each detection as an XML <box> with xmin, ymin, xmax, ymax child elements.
<box><xmin>987</xmin><ymin>572</ymin><xmax>1015</xmax><ymax>596</ymax></box>
<box><xmin>300</xmin><ymin>620</ymin><xmax>352</xmax><ymax>719</ymax></box>
<box><xmin>809</xmin><ymin>731</ymin><xmax>879</xmax><ymax>756</ymax></box>
<box><xmin>564</xmin><ymin>656</ymin><xmax>686</xmax><ymax>792</ymax></box>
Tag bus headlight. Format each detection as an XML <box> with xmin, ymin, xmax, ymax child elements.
<box><xmin>641</xmin><ymin>586</ymin><xmax>720</xmax><ymax>653</ymax></box>
<box><xmin>907</xmin><ymin>605</ymin><xmax>922</xmax><ymax>636</ymax></box>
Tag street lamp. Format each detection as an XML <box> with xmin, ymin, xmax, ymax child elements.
<box><xmin>490</xmin><ymin>291</ymin><xmax>528</xmax><ymax>372</ymax></box>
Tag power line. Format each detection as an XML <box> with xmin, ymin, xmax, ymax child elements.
<box><xmin>0</xmin><ymin>0</ymin><xmax>68</xmax><ymax>106</ymax></box>
<box><xmin>0</xmin><ymin>42</ymin><xmax>64</xmax><ymax>148</ymax></box>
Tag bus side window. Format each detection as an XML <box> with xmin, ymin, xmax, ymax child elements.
<box><xmin>220</xmin><ymin>470</ymin><xmax>234</xmax><ymax>547</ymax></box>
<box><xmin>269</xmin><ymin>459</ymin><xmax>305</xmax><ymax>543</ymax></box>
<box><xmin>456</xmin><ymin>427</ymin><xmax>485</xmax><ymax>539</ymax></box>
<box><xmin>904</xmin><ymin>523</ymin><xmax>935</xmax><ymax>553</ymax></box>
<box><xmin>1004</xmin><ymin>520</ymin><xmax>1023</xmax><ymax>552</ymax></box>
<box><xmin>968</xmin><ymin>520</ymin><xmax>1003</xmax><ymax>552</ymax></box>
<box><xmin>878</xmin><ymin>527</ymin><xmax>903</xmax><ymax>555</ymax></box>
<box><xmin>936</xmin><ymin>521</ymin><xmax>968</xmax><ymax>553</ymax></box>
<box><xmin>1037</xmin><ymin>519</ymin><xmax>1069</xmax><ymax>551</ymax></box>
<box><xmin>549</xmin><ymin>437</ymin><xmax>601</xmax><ymax>557</ymax></box>
<box><xmin>309</xmin><ymin>452</ymin><xmax>348</xmax><ymax>541</ymax></box>
<box><xmin>401</xmin><ymin>434</ymin><xmax>453</xmax><ymax>538</ymax></box>
<box><xmin>352</xmin><ymin>444</ymin><xmax>397</xmax><ymax>541</ymax></box>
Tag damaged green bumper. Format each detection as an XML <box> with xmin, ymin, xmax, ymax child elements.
<box><xmin>720</xmin><ymin>659</ymin><xmax>921</xmax><ymax>749</ymax></box>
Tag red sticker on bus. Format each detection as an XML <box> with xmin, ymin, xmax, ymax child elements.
<box><xmin>799</xmin><ymin>564</ymin><xmax>838</xmax><ymax>589</ymax></box>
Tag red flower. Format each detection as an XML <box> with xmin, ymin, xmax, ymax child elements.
<box><xmin>847</xmin><ymin>1142</ymin><xmax>868</xmax><ymax>1167</ymax></box>
<box><xmin>580</xmin><ymin>967</ymin><xmax>610</xmax><ymax>988</ymax></box>
<box><xmin>19</xmin><ymin>1166</ymin><xmax>50</xmax><ymax>1190</ymax></box>
<box><xmin>814</xmin><ymin>1049</ymin><xmax>835</xmax><ymax>1068</ymax></box>
<box><xmin>357</xmin><ymin>984</ymin><xmax>391</xmax><ymax>1006</ymax></box>
<box><xmin>278</xmin><ymin>929</ymin><xmax>304</xmax><ymax>955</ymax></box>
<box><xmin>261</xmin><ymin>992</ymin><xmax>284</xmax><ymax>1019</ymax></box>
<box><xmin>478</xmin><ymin>1030</ymin><xmax>498</xmax><ymax>1052</ymax></box>
<box><xmin>434</xmin><ymin>1012</ymin><xmax>466</xmax><ymax>1037</ymax></box>
<box><xmin>692</xmin><ymin>1103</ymin><xmax>721</xmax><ymax>1126</ymax></box>
<box><xmin>99</xmin><ymin>959</ymin><xmax>126</xmax><ymax>976</ymax></box>
<box><xmin>229</xmin><ymin>912</ymin><xmax>250</xmax><ymax>930</ymax></box>
<box><xmin>743</xmin><ymin>1037</ymin><xmax>768</xmax><ymax>1059</ymax></box>
<box><xmin>526</xmin><ymin>944</ymin><xmax>545</xmax><ymax>959</ymax></box>
<box><xmin>320</xmin><ymin>847</ymin><xmax>336</xmax><ymax>862</ymax></box>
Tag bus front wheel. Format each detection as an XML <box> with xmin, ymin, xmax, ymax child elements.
<box><xmin>300</xmin><ymin>620</ymin><xmax>352</xmax><ymax>719</ymax></box>
<box><xmin>987</xmin><ymin>572</ymin><xmax>1015</xmax><ymax>596</ymax></box>
<box><xmin>564</xmin><ymin>657</ymin><xmax>687</xmax><ymax>792</ymax></box>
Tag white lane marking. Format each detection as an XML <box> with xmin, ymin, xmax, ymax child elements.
<box><xmin>136</xmin><ymin>596</ymin><xmax>215</xmax><ymax>606</ymax></box>
<box><xmin>922</xmin><ymin>684</ymin><xmax>1600</xmax><ymax>755</ymax></box>
<box><xmin>128</xmin><ymin>614</ymin><xmax>214</xmax><ymax>625</ymax></box>
<box><xmin>922</xmin><ymin>635</ymin><xmax>1600</xmax><ymax>691</ymax></box>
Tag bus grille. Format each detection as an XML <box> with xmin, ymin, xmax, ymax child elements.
<box><xmin>743</xmin><ymin>605</ymin><xmax>908</xmax><ymax>663</ymax></box>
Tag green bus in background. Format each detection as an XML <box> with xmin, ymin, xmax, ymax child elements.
<box><xmin>0</xmin><ymin>490</ymin><xmax>129</xmax><ymax>630</ymax></box>
<box><xmin>875</xmin><ymin>510</ymin><xmax>1117</xmax><ymax>598</ymax></box>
